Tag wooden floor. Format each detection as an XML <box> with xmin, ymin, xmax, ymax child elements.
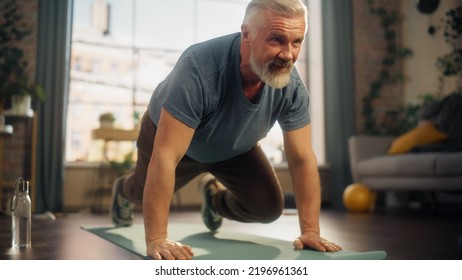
<box><xmin>1</xmin><ymin>205</ymin><xmax>461</xmax><ymax>260</ymax></box>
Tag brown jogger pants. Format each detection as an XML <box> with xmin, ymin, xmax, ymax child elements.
<box><xmin>122</xmin><ymin>112</ymin><xmax>284</xmax><ymax>223</ymax></box>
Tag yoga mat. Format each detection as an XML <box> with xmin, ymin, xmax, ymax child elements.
<box><xmin>83</xmin><ymin>223</ymin><xmax>387</xmax><ymax>260</ymax></box>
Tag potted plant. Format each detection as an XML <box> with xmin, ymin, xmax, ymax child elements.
<box><xmin>362</xmin><ymin>0</ymin><xmax>413</xmax><ymax>135</ymax></box>
<box><xmin>98</xmin><ymin>112</ymin><xmax>115</xmax><ymax>129</ymax></box>
<box><xmin>0</xmin><ymin>0</ymin><xmax>45</xmax><ymax>119</ymax></box>
<box><xmin>109</xmin><ymin>152</ymin><xmax>135</xmax><ymax>176</ymax></box>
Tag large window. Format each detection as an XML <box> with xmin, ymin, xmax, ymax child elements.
<box><xmin>66</xmin><ymin>0</ymin><xmax>323</xmax><ymax>165</ymax></box>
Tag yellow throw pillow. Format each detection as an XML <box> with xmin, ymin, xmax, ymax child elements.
<box><xmin>387</xmin><ymin>122</ymin><xmax>449</xmax><ymax>155</ymax></box>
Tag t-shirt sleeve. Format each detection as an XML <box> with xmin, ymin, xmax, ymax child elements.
<box><xmin>278</xmin><ymin>79</ymin><xmax>311</xmax><ymax>131</ymax></box>
<box><xmin>160</xmin><ymin>53</ymin><xmax>206</xmax><ymax>129</ymax></box>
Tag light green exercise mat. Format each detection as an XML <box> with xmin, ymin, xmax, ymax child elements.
<box><xmin>83</xmin><ymin>223</ymin><xmax>387</xmax><ymax>260</ymax></box>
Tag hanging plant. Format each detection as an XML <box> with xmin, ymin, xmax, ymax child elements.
<box><xmin>363</xmin><ymin>0</ymin><xmax>413</xmax><ymax>135</ymax></box>
<box><xmin>393</xmin><ymin>5</ymin><xmax>461</xmax><ymax>135</ymax></box>
<box><xmin>395</xmin><ymin>93</ymin><xmax>436</xmax><ymax>134</ymax></box>
<box><xmin>436</xmin><ymin>5</ymin><xmax>462</xmax><ymax>90</ymax></box>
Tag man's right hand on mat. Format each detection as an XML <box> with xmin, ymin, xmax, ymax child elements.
<box><xmin>146</xmin><ymin>238</ymin><xmax>194</xmax><ymax>260</ymax></box>
<box><xmin>293</xmin><ymin>232</ymin><xmax>342</xmax><ymax>252</ymax></box>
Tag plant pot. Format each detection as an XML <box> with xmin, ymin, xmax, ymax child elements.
<box><xmin>100</xmin><ymin>120</ymin><xmax>114</xmax><ymax>129</ymax></box>
<box><xmin>7</xmin><ymin>95</ymin><xmax>33</xmax><ymax>117</ymax></box>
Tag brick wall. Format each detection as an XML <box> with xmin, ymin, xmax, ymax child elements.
<box><xmin>2</xmin><ymin>117</ymin><xmax>34</xmax><ymax>181</ymax></box>
<box><xmin>352</xmin><ymin>0</ymin><xmax>405</xmax><ymax>134</ymax></box>
<box><xmin>1</xmin><ymin>0</ymin><xmax>38</xmax><ymax>200</ymax></box>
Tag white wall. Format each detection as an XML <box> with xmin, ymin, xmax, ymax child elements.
<box><xmin>401</xmin><ymin>0</ymin><xmax>460</xmax><ymax>104</ymax></box>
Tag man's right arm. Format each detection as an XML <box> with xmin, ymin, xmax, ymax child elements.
<box><xmin>143</xmin><ymin>108</ymin><xmax>195</xmax><ymax>260</ymax></box>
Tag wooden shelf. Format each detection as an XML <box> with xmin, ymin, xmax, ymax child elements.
<box><xmin>92</xmin><ymin>127</ymin><xmax>139</xmax><ymax>141</ymax></box>
<box><xmin>0</xmin><ymin>125</ymin><xmax>13</xmax><ymax>135</ymax></box>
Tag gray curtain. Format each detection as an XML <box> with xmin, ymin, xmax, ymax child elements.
<box><xmin>35</xmin><ymin>0</ymin><xmax>73</xmax><ymax>212</ymax></box>
<box><xmin>321</xmin><ymin>0</ymin><xmax>356</xmax><ymax>208</ymax></box>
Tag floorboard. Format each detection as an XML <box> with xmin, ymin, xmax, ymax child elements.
<box><xmin>1</xmin><ymin>207</ymin><xmax>461</xmax><ymax>260</ymax></box>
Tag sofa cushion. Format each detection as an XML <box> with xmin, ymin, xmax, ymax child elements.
<box><xmin>358</xmin><ymin>153</ymin><xmax>440</xmax><ymax>177</ymax></box>
<box><xmin>387</xmin><ymin>122</ymin><xmax>449</xmax><ymax>155</ymax></box>
<box><xmin>435</xmin><ymin>152</ymin><xmax>462</xmax><ymax>176</ymax></box>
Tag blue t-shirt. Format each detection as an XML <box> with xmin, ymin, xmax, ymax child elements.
<box><xmin>148</xmin><ymin>33</ymin><xmax>310</xmax><ymax>163</ymax></box>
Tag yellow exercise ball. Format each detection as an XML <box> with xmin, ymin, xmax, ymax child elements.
<box><xmin>343</xmin><ymin>183</ymin><xmax>373</xmax><ymax>212</ymax></box>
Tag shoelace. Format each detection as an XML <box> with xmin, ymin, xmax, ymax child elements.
<box><xmin>209</xmin><ymin>208</ymin><xmax>221</xmax><ymax>222</ymax></box>
<box><xmin>118</xmin><ymin>195</ymin><xmax>133</xmax><ymax>219</ymax></box>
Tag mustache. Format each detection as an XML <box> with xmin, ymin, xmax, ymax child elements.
<box><xmin>271</xmin><ymin>58</ymin><xmax>293</xmax><ymax>68</ymax></box>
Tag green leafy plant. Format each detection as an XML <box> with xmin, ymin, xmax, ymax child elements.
<box><xmin>0</xmin><ymin>0</ymin><xmax>45</xmax><ymax>110</ymax></box>
<box><xmin>133</xmin><ymin>110</ymin><xmax>141</xmax><ymax>127</ymax></box>
<box><xmin>436</xmin><ymin>6</ymin><xmax>462</xmax><ymax>91</ymax></box>
<box><xmin>394</xmin><ymin>5</ymin><xmax>461</xmax><ymax>135</ymax></box>
<box><xmin>98</xmin><ymin>112</ymin><xmax>115</xmax><ymax>122</ymax></box>
<box><xmin>395</xmin><ymin>94</ymin><xmax>436</xmax><ymax>134</ymax></box>
<box><xmin>363</xmin><ymin>0</ymin><xmax>413</xmax><ymax>135</ymax></box>
<box><xmin>109</xmin><ymin>152</ymin><xmax>134</xmax><ymax>176</ymax></box>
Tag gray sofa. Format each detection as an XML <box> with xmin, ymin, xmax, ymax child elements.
<box><xmin>348</xmin><ymin>135</ymin><xmax>462</xmax><ymax>192</ymax></box>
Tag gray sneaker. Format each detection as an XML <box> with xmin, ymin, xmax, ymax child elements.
<box><xmin>111</xmin><ymin>177</ymin><xmax>135</xmax><ymax>227</ymax></box>
<box><xmin>198</xmin><ymin>174</ymin><xmax>223</xmax><ymax>231</ymax></box>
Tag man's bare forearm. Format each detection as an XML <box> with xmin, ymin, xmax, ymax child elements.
<box><xmin>143</xmin><ymin>160</ymin><xmax>176</xmax><ymax>245</ymax></box>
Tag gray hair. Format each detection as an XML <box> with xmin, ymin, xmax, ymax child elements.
<box><xmin>242</xmin><ymin>0</ymin><xmax>308</xmax><ymax>34</ymax></box>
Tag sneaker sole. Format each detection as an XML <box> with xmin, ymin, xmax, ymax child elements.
<box><xmin>110</xmin><ymin>177</ymin><xmax>133</xmax><ymax>227</ymax></box>
<box><xmin>199</xmin><ymin>174</ymin><xmax>223</xmax><ymax>231</ymax></box>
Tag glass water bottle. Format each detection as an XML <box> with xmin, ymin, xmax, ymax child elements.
<box><xmin>11</xmin><ymin>178</ymin><xmax>32</xmax><ymax>248</ymax></box>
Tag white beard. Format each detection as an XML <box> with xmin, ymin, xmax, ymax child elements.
<box><xmin>250</xmin><ymin>52</ymin><xmax>293</xmax><ymax>89</ymax></box>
